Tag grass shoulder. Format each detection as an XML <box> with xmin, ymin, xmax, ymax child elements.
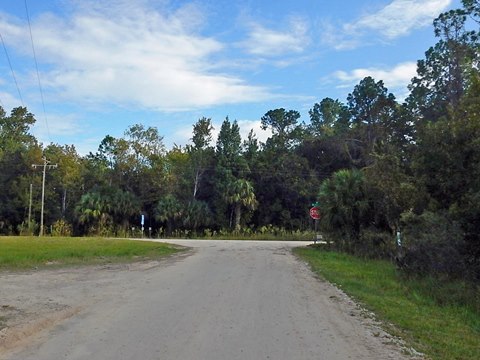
<box><xmin>294</xmin><ymin>246</ymin><xmax>480</xmax><ymax>360</ymax></box>
<box><xmin>0</xmin><ymin>236</ymin><xmax>184</xmax><ymax>270</ymax></box>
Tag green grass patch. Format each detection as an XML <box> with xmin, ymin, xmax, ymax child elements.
<box><xmin>0</xmin><ymin>236</ymin><xmax>182</xmax><ymax>270</ymax></box>
<box><xmin>294</xmin><ymin>247</ymin><xmax>480</xmax><ymax>360</ymax></box>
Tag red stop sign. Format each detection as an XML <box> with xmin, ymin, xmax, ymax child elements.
<box><xmin>309</xmin><ymin>207</ymin><xmax>321</xmax><ymax>220</ymax></box>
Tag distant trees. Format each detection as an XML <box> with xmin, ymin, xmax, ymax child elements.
<box><xmin>0</xmin><ymin>107</ymin><xmax>41</xmax><ymax>234</ymax></box>
<box><xmin>0</xmin><ymin>0</ymin><xmax>478</xmax><ymax>282</ymax></box>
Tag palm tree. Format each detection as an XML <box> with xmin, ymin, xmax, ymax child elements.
<box><xmin>155</xmin><ymin>194</ymin><xmax>183</xmax><ymax>235</ymax></box>
<box><xmin>224</xmin><ymin>178</ymin><xmax>258</xmax><ymax>231</ymax></box>
<box><xmin>183</xmin><ymin>200</ymin><xmax>212</xmax><ymax>231</ymax></box>
<box><xmin>75</xmin><ymin>191</ymin><xmax>111</xmax><ymax>234</ymax></box>
<box><xmin>112</xmin><ymin>189</ymin><xmax>140</xmax><ymax>234</ymax></box>
<box><xmin>318</xmin><ymin>169</ymin><xmax>370</xmax><ymax>252</ymax></box>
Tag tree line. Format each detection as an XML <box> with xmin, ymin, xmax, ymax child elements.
<box><xmin>1</xmin><ymin>0</ymin><xmax>479</xmax><ymax>281</ymax></box>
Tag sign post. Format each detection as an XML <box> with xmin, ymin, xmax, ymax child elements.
<box><xmin>310</xmin><ymin>205</ymin><xmax>321</xmax><ymax>243</ymax></box>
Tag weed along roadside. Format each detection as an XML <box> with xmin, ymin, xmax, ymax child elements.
<box><xmin>0</xmin><ymin>237</ymin><xmax>183</xmax><ymax>270</ymax></box>
<box><xmin>294</xmin><ymin>246</ymin><xmax>480</xmax><ymax>360</ymax></box>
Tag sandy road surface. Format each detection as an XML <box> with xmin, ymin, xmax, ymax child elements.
<box><xmin>1</xmin><ymin>240</ymin><xmax>419</xmax><ymax>360</ymax></box>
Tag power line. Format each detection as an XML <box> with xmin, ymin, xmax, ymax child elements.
<box><xmin>24</xmin><ymin>0</ymin><xmax>51</xmax><ymax>142</ymax></box>
<box><xmin>0</xmin><ymin>33</ymin><xmax>24</xmax><ymax>107</ymax></box>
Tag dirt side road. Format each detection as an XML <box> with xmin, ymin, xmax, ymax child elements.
<box><xmin>1</xmin><ymin>240</ymin><xmax>420</xmax><ymax>360</ymax></box>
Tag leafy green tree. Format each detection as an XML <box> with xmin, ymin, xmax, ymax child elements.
<box><xmin>346</xmin><ymin>77</ymin><xmax>398</xmax><ymax>166</ymax></box>
<box><xmin>125</xmin><ymin>123</ymin><xmax>165</xmax><ymax>168</ymax></box>
<box><xmin>463</xmin><ymin>0</ymin><xmax>480</xmax><ymax>22</ymax></box>
<box><xmin>364</xmin><ymin>148</ymin><xmax>425</xmax><ymax>234</ymax></box>
<box><xmin>0</xmin><ymin>107</ymin><xmax>37</xmax><ymax>150</ymax></box>
<box><xmin>407</xmin><ymin>4</ymin><xmax>479</xmax><ymax>119</ymax></box>
<box><xmin>261</xmin><ymin>108</ymin><xmax>303</xmax><ymax>150</ymax></box>
<box><xmin>188</xmin><ymin>117</ymin><xmax>215</xmax><ymax>199</ymax></box>
<box><xmin>214</xmin><ymin>117</ymin><xmax>249</xmax><ymax>227</ymax></box>
<box><xmin>253</xmin><ymin>151</ymin><xmax>318</xmax><ymax>229</ymax></box>
<box><xmin>308</xmin><ymin>98</ymin><xmax>350</xmax><ymax>137</ymax></box>
<box><xmin>242</xmin><ymin>129</ymin><xmax>260</xmax><ymax>164</ymax></box>
<box><xmin>164</xmin><ymin>146</ymin><xmax>192</xmax><ymax>201</ymax></box>
<box><xmin>93</xmin><ymin>125</ymin><xmax>167</xmax><ymax>221</ymax></box>
<box><xmin>43</xmin><ymin>144</ymin><xmax>83</xmax><ymax>225</ymax></box>
<box><xmin>0</xmin><ymin>107</ymin><xmax>42</xmax><ymax>234</ymax></box>
<box><xmin>348</xmin><ymin>77</ymin><xmax>397</xmax><ymax>139</ymax></box>
<box><xmin>411</xmin><ymin>74</ymin><xmax>480</xmax><ymax>279</ymax></box>
<box><xmin>216</xmin><ymin>117</ymin><xmax>245</xmax><ymax>171</ymax></box>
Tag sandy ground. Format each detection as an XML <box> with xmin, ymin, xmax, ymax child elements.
<box><xmin>0</xmin><ymin>240</ymin><xmax>422</xmax><ymax>360</ymax></box>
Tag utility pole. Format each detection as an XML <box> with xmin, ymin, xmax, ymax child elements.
<box><xmin>32</xmin><ymin>157</ymin><xmax>58</xmax><ymax>236</ymax></box>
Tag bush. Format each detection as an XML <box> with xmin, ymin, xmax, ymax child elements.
<box><xmin>358</xmin><ymin>228</ymin><xmax>396</xmax><ymax>258</ymax></box>
<box><xmin>398</xmin><ymin>211</ymin><xmax>466</xmax><ymax>278</ymax></box>
<box><xmin>17</xmin><ymin>220</ymin><xmax>38</xmax><ymax>236</ymax></box>
<box><xmin>51</xmin><ymin>219</ymin><xmax>72</xmax><ymax>237</ymax></box>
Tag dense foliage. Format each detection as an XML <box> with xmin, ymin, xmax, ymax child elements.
<box><xmin>0</xmin><ymin>1</ymin><xmax>479</xmax><ymax>281</ymax></box>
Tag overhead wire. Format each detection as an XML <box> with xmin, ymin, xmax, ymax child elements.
<box><xmin>0</xmin><ymin>33</ymin><xmax>24</xmax><ymax>107</ymax></box>
<box><xmin>24</xmin><ymin>0</ymin><xmax>51</xmax><ymax>142</ymax></box>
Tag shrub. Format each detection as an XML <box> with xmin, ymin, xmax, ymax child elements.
<box><xmin>398</xmin><ymin>211</ymin><xmax>466</xmax><ymax>278</ymax></box>
<box><xmin>51</xmin><ymin>219</ymin><xmax>72</xmax><ymax>237</ymax></box>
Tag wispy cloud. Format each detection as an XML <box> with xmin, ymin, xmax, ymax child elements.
<box><xmin>0</xmin><ymin>0</ymin><xmax>273</xmax><ymax>112</ymax></box>
<box><xmin>353</xmin><ymin>0</ymin><xmax>452</xmax><ymax>38</ymax></box>
<box><xmin>323</xmin><ymin>0</ymin><xmax>452</xmax><ymax>50</ymax></box>
<box><xmin>240</xmin><ymin>17</ymin><xmax>309</xmax><ymax>57</ymax></box>
<box><xmin>332</xmin><ymin>62</ymin><xmax>417</xmax><ymax>98</ymax></box>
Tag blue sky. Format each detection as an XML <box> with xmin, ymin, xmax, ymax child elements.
<box><xmin>0</xmin><ymin>0</ymin><xmax>461</xmax><ymax>154</ymax></box>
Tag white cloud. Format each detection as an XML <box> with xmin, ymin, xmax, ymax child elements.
<box><xmin>237</xmin><ymin>119</ymin><xmax>272</xmax><ymax>144</ymax></box>
<box><xmin>0</xmin><ymin>1</ymin><xmax>273</xmax><ymax>112</ymax></box>
<box><xmin>332</xmin><ymin>62</ymin><xmax>417</xmax><ymax>97</ymax></box>
<box><xmin>71</xmin><ymin>136</ymin><xmax>105</xmax><ymax>156</ymax></box>
<box><xmin>241</xmin><ymin>17</ymin><xmax>309</xmax><ymax>57</ymax></box>
<box><xmin>0</xmin><ymin>90</ymin><xmax>21</xmax><ymax>111</ymax></box>
<box><xmin>323</xmin><ymin>0</ymin><xmax>452</xmax><ymax>50</ymax></box>
<box><xmin>31</xmin><ymin>112</ymin><xmax>84</xmax><ymax>144</ymax></box>
<box><xmin>353</xmin><ymin>0</ymin><xmax>452</xmax><ymax>38</ymax></box>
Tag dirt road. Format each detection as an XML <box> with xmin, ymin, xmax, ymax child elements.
<box><xmin>1</xmin><ymin>240</ymin><xmax>419</xmax><ymax>360</ymax></box>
